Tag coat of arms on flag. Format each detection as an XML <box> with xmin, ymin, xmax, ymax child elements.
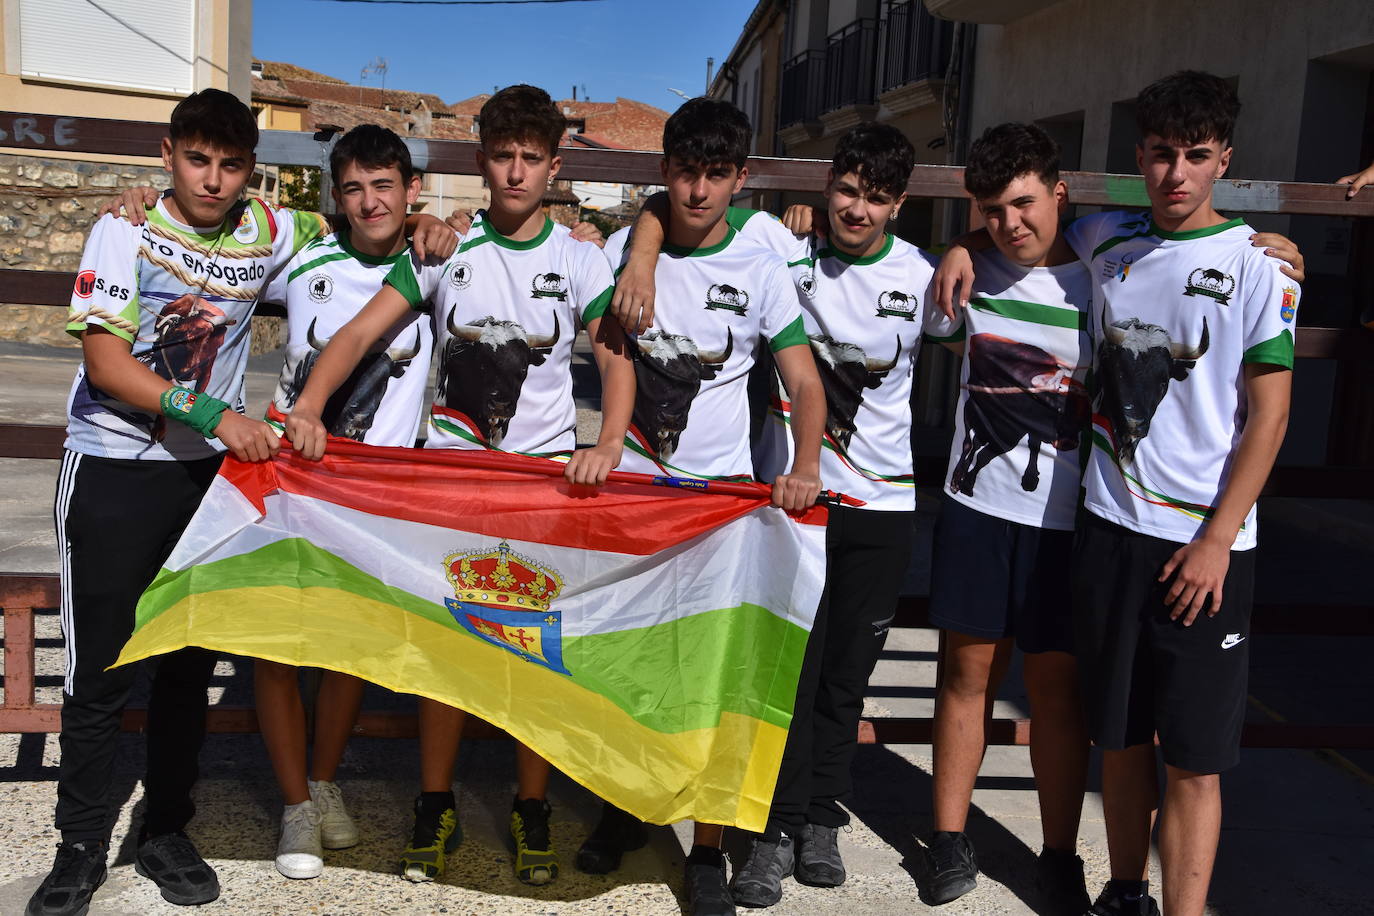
<box><xmin>445</xmin><ymin>540</ymin><xmax>570</xmax><ymax>675</ymax></box>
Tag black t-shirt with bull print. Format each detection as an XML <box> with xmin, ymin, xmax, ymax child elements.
<box><xmin>1066</xmin><ymin>211</ymin><xmax>1300</xmax><ymax>549</ymax></box>
<box><xmin>64</xmin><ymin>196</ymin><xmax>326</xmax><ymax>460</ymax></box>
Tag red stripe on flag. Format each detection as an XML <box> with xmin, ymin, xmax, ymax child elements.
<box><xmin>221</xmin><ymin>440</ymin><xmax>826</xmax><ymax>555</ymax></box>
<box><xmin>219</xmin><ymin>453</ymin><xmax>278</xmax><ymax>515</ymax></box>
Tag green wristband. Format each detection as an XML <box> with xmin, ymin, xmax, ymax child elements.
<box><xmin>160</xmin><ymin>387</ymin><xmax>230</xmax><ymax>438</ymax></box>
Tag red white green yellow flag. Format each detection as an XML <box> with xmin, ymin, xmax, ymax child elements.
<box><xmin>117</xmin><ymin>442</ymin><xmax>827</xmax><ymax>831</ymax></box>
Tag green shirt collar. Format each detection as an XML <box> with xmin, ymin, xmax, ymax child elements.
<box><xmin>1149</xmin><ymin>216</ymin><xmax>1245</xmax><ymax>241</ymax></box>
<box><xmin>338</xmin><ymin>229</ymin><xmax>406</xmax><ymax>266</ymax></box>
<box><xmin>481</xmin><ymin>212</ymin><xmax>554</xmax><ymax>250</ymax></box>
<box><xmin>662</xmin><ymin>226</ymin><xmax>737</xmax><ymax>258</ymax></box>
<box><xmin>819</xmin><ymin>232</ymin><xmax>893</xmax><ymax>265</ymax></box>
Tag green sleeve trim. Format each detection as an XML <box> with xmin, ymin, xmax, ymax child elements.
<box><xmin>767</xmin><ymin>315</ymin><xmax>807</xmax><ymax>352</ymax></box>
<box><xmin>923</xmin><ymin>326</ymin><xmax>967</xmax><ymax>344</ymax></box>
<box><xmin>288</xmin><ymin>251</ymin><xmax>353</xmax><ymax>283</ymax></box>
<box><xmin>1091</xmin><ymin>225</ymin><xmax>1152</xmax><ymax>260</ymax></box>
<box><xmin>290</xmin><ymin>209</ymin><xmax>329</xmax><ymax>257</ymax></box>
<box><xmin>1242</xmin><ymin>329</ymin><xmax>1294</xmax><ymax>369</ymax></box>
<box><xmin>786</xmin><ymin>255</ymin><xmax>814</xmax><ymax>268</ymax></box>
<box><xmin>384</xmin><ymin>259</ymin><xmax>426</xmax><ymax>309</ymax></box>
<box><xmin>725</xmin><ymin>206</ymin><xmax>758</xmax><ymax>232</ymax></box>
<box><xmin>582</xmin><ymin>285</ymin><xmax>614</xmax><ymax>324</ymax></box>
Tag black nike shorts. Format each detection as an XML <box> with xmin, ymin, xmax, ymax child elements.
<box><xmin>1071</xmin><ymin>511</ymin><xmax>1256</xmax><ymax>774</ymax></box>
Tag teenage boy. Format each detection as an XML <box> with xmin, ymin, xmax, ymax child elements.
<box><xmin>634</xmin><ymin>122</ymin><xmax>932</xmax><ymax>908</ymax></box>
<box><xmin>937</xmin><ymin>72</ymin><xmax>1300</xmax><ymax>916</ymax></box>
<box><xmin>26</xmin><ymin>89</ymin><xmax>319</xmax><ymax>916</ymax></box>
<box><xmin>284</xmin><ymin>84</ymin><xmax>635</xmax><ymax>888</ymax></box>
<box><xmin>254</xmin><ymin>124</ymin><xmax>436</xmax><ymax>880</ymax></box>
<box><xmin>920</xmin><ymin>122</ymin><xmax>1092</xmax><ymax>913</ymax></box>
<box><xmin>31</xmin><ymin>92</ymin><xmax>458</xmax><ymax>916</ymax></box>
<box><xmin>595</xmin><ymin>96</ymin><xmax>826</xmax><ymax>916</ymax></box>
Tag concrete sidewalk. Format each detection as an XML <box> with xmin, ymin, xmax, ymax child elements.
<box><xmin>1</xmin><ymin>340</ymin><xmax>1372</xmax><ymax>914</ymax></box>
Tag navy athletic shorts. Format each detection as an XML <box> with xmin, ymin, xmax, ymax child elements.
<box><xmin>1071</xmin><ymin>510</ymin><xmax>1256</xmax><ymax>774</ymax></box>
<box><xmin>927</xmin><ymin>496</ymin><xmax>1075</xmax><ymax>654</ymax></box>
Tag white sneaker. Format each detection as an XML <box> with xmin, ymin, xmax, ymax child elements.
<box><xmin>309</xmin><ymin>779</ymin><xmax>359</xmax><ymax>849</ymax></box>
<box><xmin>276</xmin><ymin>800</ymin><xmax>324</xmax><ymax>879</ymax></box>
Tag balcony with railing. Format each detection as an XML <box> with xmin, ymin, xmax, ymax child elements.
<box><xmin>780</xmin><ymin>49</ymin><xmax>827</xmax><ymax>129</ymax></box>
<box><xmin>778</xmin><ymin>2</ymin><xmax>955</xmax><ymax>133</ymax></box>
<box><xmin>823</xmin><ymin>19</ymin><xmax>880</xmax><ymax>114</ymax></box>
<box><xmin>883</xmin><ymin>0</ymin><xmax>954</xmax><ymax>92</ymax></box>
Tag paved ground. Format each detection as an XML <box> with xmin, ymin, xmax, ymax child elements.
<box><xmin>1</xmin><ymin>340</ymin><xmax>1372</xmax><ymax>914</ymax></box>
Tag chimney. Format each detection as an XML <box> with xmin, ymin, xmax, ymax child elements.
<box><xmin>572</xmin><ymin>85</ymin><xmax>577</xmax><ymax>101</ymax></box>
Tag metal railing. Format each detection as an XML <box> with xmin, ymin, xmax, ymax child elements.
<box><xmin>882</xmin><ymin>0</ymin><xmax>955</xmax><ymax>92</ymax></box>
<box><xmin>780</xmin><ymin>49</ymin><xmax>828</xmax><ymax>127</ymax></box>
<box><xmin>1</xmin><ymin>111</ymin><xmax>1373</xmax><ymax>748</ymax></box>
<box><xmin>823</xmin><ymin>18</ymin><xmax>881</xmax><ymax>113</ymax></box>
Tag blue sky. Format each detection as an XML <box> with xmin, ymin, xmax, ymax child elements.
<box><xmin>253</xmin><ymin>0</ymin><xmax>754</xmax><ymax>111</ymax></box>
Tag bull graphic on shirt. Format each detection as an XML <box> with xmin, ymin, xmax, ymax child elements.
<box><xmin>278</xmin><ymin>318</ymin><xmax>423</xmax><ymax>442</ymax></box>
<box><xmin>949</xmin><ymin>333</ymin><xmax>1090</xmax><ymax>497</ymax></box>
<box><xmin>630</xmin><ymin>329</ymin><xmax>734</xmax><ymax>460</ymax></box>
<box><xmin>1095</xmin><ymin>313</ymin><xmax>1209</xmax><ymax>466</ymax></box>
<box><xmin>437</xmin><ymin>310</ymin><xmax>561</xmax><ymax>446</ymax></box>
<box><xmin>138</xmin><ymin>294</ymin><xmax>237</xmax><ymax>390</ymax></box>
<box><xmin>531</xmin><ymin>272</ymin><xmax>568</xmax><ymax>300</ymax></box>
<box><xmin>807</xmin><ymin>334</ymin><xmax>901</xmax><ymax>451</ymax></box>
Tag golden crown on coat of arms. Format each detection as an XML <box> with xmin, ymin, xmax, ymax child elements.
<box><xmin>443</xmin><ymin>540</ymin><xmax>564</xmax><ymax>613</ymax></box>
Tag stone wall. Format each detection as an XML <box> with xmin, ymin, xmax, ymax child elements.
<box><xmin>0</xmin><ymin>153</ymin><xmax>284</xmax><ymax>355</ymax></box>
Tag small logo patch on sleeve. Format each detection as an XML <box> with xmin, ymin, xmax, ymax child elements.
<box><xmin>165</xmin><ymin>388</ymin><xmax>197</xmax><ymax>414</ymax></box>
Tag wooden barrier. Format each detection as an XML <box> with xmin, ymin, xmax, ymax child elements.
<box><xmin>1</xmin><ymin>113</ymin><xmax>1371</xmax><ymax>749</ymax></box>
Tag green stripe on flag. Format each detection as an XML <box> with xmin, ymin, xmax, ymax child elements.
<box><xmin>138</xmin><ymin>538</ymin><xmax>808</xmax><ymax>732</ymax></box>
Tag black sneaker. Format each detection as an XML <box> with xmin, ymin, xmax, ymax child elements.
<box><xmin>1088</xmin><ymin>883</ymin><xmax>1161</xmax><ymax>915</ymax></box>
<box><xmin>794</xmin><ymin>823</ymin><xmax>845</xmax><ymax>887</ymax></box>
<box><xmin>728</xmin><ymin>835</ymin><xmax>794</xmax><ymax>907</ymax></box>
<box><xmin>575</xmin><ymin>802</ymin><xmax>648</xmax><ymax>874</ymax></box>
<box><xmin>25</xmin><ymin>841</ymin><xmax>107</xmax><ymax>916</ymax></box>
<box><xmin>134</xmin><ymin>831</ymin><xmax>220</xmax><ymax>905</ymax></box>
<box><xmin>685</xmin><ymin>859</ymin><xmax>736</xmax><ymax>916</ymax></box>
<box><xmin>509</xmin><ymin>797</ymin><xmax>559</xmax><ymax>886</ymax></box>
<box><xmin>1036</xmin><ymin>848</ymin><xmax>1091</xmax><ymax>915</ymax></box>
<box><xmin>925</xmin><ymin>831</ymin><xmax>977</xmax><ymax>905</ymax></box>
<box><xmin>400</xmin><ymin>793</ymin><xmax>462</xmax><ymax>882</ymax></box>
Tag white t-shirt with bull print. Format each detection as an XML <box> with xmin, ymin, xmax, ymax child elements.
<box><xmin>261</xmin><ymin>230</ymin><xmax>433</xmax><ymax>447</ymax></box>
<box><xmin>385</xmin><ymin>211</ymin><xmax>614</xmax><ymax>459</ymax></box>
<box><xmin>755</xmin><ymin>232</ymin><xmax>938</xmax><ymax>511</ymax></box>
<box><xmin>1065</xmin><ymin>211</ymin><xmax>1300</xmax><ymax>550</ymax></box>
<box><xmin>603</xmin><ymin>225</ymin><xmax>807</xmax><ymax>481</ymax></box>
<box><xmin>64</xmin><ymin>195</ymin><xmax>327</xmax><ymax>460</ymax></box>
<box><xmin>924</xmin><ymin>250</ymin><xmax>1093</xmax><ymax>530</ymax></box>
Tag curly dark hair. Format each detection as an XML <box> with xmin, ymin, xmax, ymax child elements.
<box><xmin>330</xmin><ymin>124</ymin><xmax>414</xmax><ymax>185</ymax></box>
<box><xmin>831</xmin><ymin>122</ymin><xmax>915</xmax><ymax>196</ymax></box>
<box><xmin>963</xmin><ymin>122</ymin><xmax>1061</xmax><ymax>200</ymax></box>
<box><xmin>1136</xmin><ymin>70</ymin><xmax>1240</xmax><ymax>147</ymax></box>
<box><xmin>662</xmin><ymin>97</ymin><xmax>751</xmax><ymax>169</ymax></box>
<box><xmin>478</xmin><ymin>84</ymin><xmax>566</xmax><ymax>156</ymax></box>
<box><xmin>169</xmin><ymin>88</ymin><xmax>258</xmax><ymax>155</ymax></box>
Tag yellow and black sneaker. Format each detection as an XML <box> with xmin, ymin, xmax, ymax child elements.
<box><xmin>400</xmin><ymin>792</ymin><xmax>461</xmax><ymax>882</ymax></box>
<box><xmin>509</xmin><ymin>796</ymin><xmax>559</xmax><ymax>886</ymax></box>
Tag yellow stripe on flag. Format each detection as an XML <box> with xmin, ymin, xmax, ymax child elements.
<box><xmin>115</xmin><ymin>585</ymin><xmax>786</xmax><ymax>830</ymax></box>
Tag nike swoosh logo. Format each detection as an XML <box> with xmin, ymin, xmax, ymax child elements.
<box><xmin>1221</xmin><ymin>634</ymin><xmax>1246</xmax><ymax>649</ymax></box>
